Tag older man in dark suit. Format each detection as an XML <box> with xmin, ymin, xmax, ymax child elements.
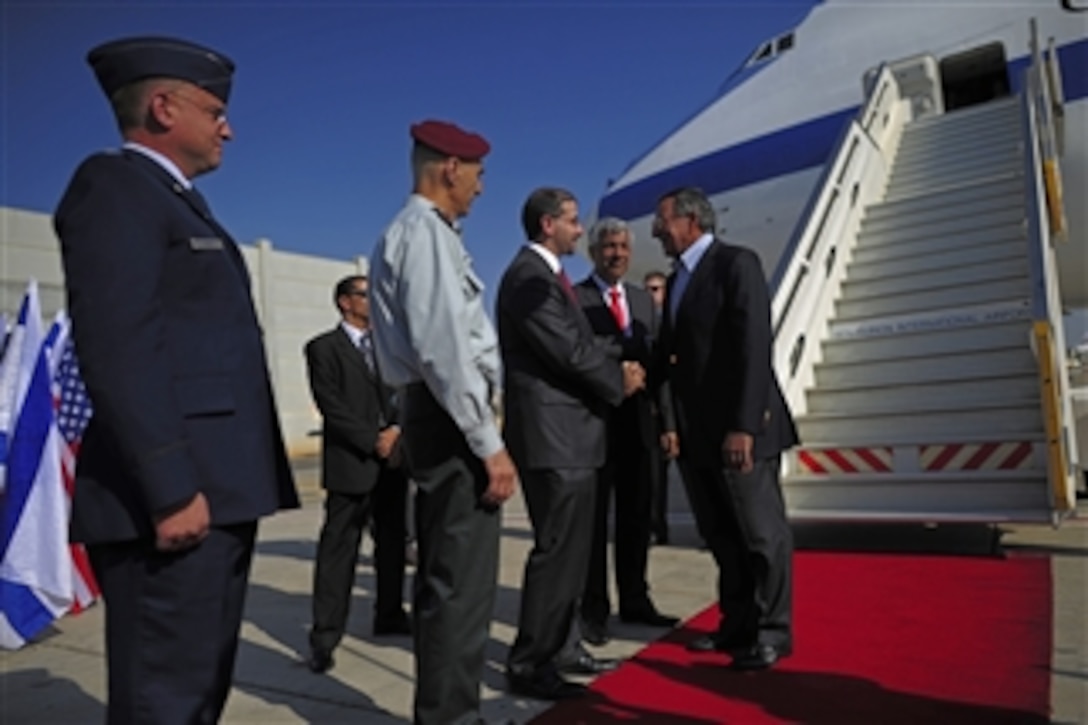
<box><xmin>54</xmin><ymin>36</ymin><xmax>298</xmax><ymax>723</ymax></box>
<box><xmin>499</xmin><ymin>187</ymin><xmax>644</xmax><ymax>700</ymax></box>
<box><xmin>652</xmin><ymin>186</ymin><xmax>798</xmax><ymax>671</ymax></box>
<box><xmin>305</xmin><ymin>274</ymin><xmax>409</xmax><ymax>675</ymax></box>
<box><xmin>574</xmin><ymin>218</ymin><xmax>678</xmax><ymax>648</ymax></box>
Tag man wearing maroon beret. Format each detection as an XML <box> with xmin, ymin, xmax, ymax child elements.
<box><xmin>369</xmin><ymin>120</ymin><xmax>518</xmax><ymax>725</ymax></box>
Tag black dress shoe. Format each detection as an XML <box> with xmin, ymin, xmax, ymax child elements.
<box><xmin>619</xmin><ymin>605</ymin><xmax>680</xmax><ymax>627</ymax></box>
<box><xmin>507</xmin><ymin>669</ymin><xmax>587</xmax><ymax>700</ymax></box>
<box><xmin>729</xmin><ymin>643</ymin><xmax>789</xmax><ymax>671</ymax></box>
<box><xmin>306</xmin><ymin>648</ymin><xmax>334</xmax><ymax>674</ymax></box>
<box><xmin>556</xmin><ymin>652</ymin><xmax>621</xmax><ymax>675</ymax></box>
<box><xmin>373</xmin><ymin>611</ymin><xmax>412</xmax><ymax>636</ymax></box>
<box><xmin>685</xmin><ymin>633</ymin><xmax>754</xmax><ymax>653</ymax></box>
<box><xmin>581</xmin><ymin>619</ymin><xmax>611</xmax><ymax>646</ymax></box>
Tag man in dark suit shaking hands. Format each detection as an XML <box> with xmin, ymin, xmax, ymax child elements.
<box><xmin>652</xmin><ymin>187</ymin><xmax>799</xmax><ymax>671</ymax></box>
<box><xmin>574</xmin><ymin>218</ymin><xmax>678</xmax><ymax>646</ymax></box>
<box><xmin>499</xmin><ymin>188</ymin><xmax>645</xmax><ymax>700</ymax></box>
<box><xmin>53</xmin><ymin>36</ymin><xmax>298</xmax><ymax>722</ymax></box>
<box><xmin>305</xmin><ymin>275</ymin><xmax>409</xmax><ymax>674</ymax></box>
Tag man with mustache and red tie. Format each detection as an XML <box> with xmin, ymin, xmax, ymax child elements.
<box><xmin>572</xmin><ymin>218</ymin><xmax>679</xmax><ymax>650</ymax></box>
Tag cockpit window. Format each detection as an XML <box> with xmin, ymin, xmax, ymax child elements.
<box><xmin>745</xmin><ymin>31</ymin><xmax>795</xmax><ymax>68</ymax></box>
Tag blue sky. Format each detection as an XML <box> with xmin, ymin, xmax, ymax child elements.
<box><xmin>1</xmin><ymin>0</ymin><xmax>815</xmax><ymax>297</ymax></box>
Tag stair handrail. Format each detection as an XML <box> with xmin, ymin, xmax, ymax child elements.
<box><xmin>1021</xmin><ymin>20</ymin><xmax>1078</xmax><ymax>517</ymax></box>
<box><xmin>1045</xmin><ymin>35</ymin><xmax>1066</xmax><ymax>156</ymax></box>
<box><xmin>770</xmin><ymin>63</ymin><xmax>910</xmax><ymax>416</ymax></box>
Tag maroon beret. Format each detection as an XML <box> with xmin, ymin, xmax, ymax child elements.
<box><xmin>410</xmin><ymin>120</ymin><xmax>490</xmax><ymax>161</ymax></box>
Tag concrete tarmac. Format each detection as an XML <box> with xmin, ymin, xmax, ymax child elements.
<box><xmin>2</xmin><ymin>458</ymin><xmax>1085</xmax><ymax>724</ymax></box>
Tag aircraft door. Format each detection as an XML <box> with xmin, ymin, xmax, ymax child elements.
<box><xmin>939</xmin><ymin>42</ymin><xmax>1011</xmax><ymax>111</ymax></box>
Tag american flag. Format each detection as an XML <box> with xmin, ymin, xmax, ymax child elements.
<box><xmin>53</xmin><ymin>337</ymin><xmax>99</xmax><ymax>611</ymax></box>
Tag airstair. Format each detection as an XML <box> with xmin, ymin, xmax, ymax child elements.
<box><xmin>772</xmin><ymin>27</ymin><xmax>1079</xmax><ymax>522</ymax></box>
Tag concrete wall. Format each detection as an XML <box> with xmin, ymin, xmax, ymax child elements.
<box><xmin>0</xmin><ymin>206</ymin><xmax>364</xmax><ymax>458</ymax></box>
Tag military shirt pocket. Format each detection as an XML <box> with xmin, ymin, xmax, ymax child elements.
<box><xmin>462</xmin><ymin>268</ymin><xmax>484</xmax><ymax>300</ymax></box>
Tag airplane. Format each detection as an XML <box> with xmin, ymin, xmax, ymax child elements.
<box><xmin>596</xmin><ymin>0</ymin><xmax>1087</xmax><ymax>310</ymax></box>
<box><xmin>594</xmin><ymin>0</ymin><xmax>1088</xmax><ymax>522</ymax></box>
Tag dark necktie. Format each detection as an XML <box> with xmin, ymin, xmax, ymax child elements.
<box><xmin>558</xmin><ymin>269</ymin><xmax>577</xmax><ymax>302</ymax></box>
<box><xmin>359</xmin><ymin>332</ymin><xmax>376</xmax><ymax>375</ymax></box>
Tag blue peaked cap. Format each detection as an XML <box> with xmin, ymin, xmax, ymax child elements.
<box><xmin>87</xmin><ymin>36</ymin><xmax>235</xmax><ymax>103</ymax></box>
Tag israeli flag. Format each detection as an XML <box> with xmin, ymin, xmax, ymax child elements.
<box><xmin>0</xmin><ymin>282</ymin><xmax>74</xmax><ymax>649</ymax></box>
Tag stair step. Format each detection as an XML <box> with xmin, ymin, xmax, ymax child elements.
<box><xmin>806</xmin><ymin>375</ymin><xmax>1039</xmax><ymax>414</ymax></box>
<box><xmin>835</xmin><ymin>276</ymin><xmax>1029</xmax><ymax>319</ymax></box>
<box><xmin>859</xmin><ymin>190</ymin><xmax>1023</xmax><ymax>235</ymax></box>
<box><xmin>842</xmin><ymin>257</ymin><xmax>1027</xmax><ymax>300</ymax></box>
<box><xmin>883</xmin><ymin>168</ymin><xmax>1023</xmax><ymax>206</ymax></box>
<box><xmin>813</xmin><ymin>347</ymin><xmax>1035</xmax><ymax>387</ymax></box>
<box><xmin>782</xmin><ymin>471</ymin><xmax>1051</xmax><ymax>523</ymax></box>
<box><xmin>888</xmin><ymin>156</ymin><xmax>1021</xmax><ymax>193</ymax></box>
<box><xmin>902</xmin><ymin>116</ymin><xmax>1020</xmax><ymax>146</ymax></box>
<box><xmin>894</xmin><ymin>134</ymin><xmax>1021</xmax><ymax>171</ymax></box>
<box><xmin>820</xmin><ymin>318</ymin><xmax>1032</xmax><ymax>364</ymax></box>
<box><xmin>856</xmin><ymin>207</ymin><xmax>1023</xmax><ymax>247</ymax></box>
<box><xmin>798</xmin><ymin>403</ymin><xmax>1042</xmax><ymax>443</ymax></box>
<box><xmin>864</xmin><ymin>174</ymin><xmax>1023</xmax><ymax>222</ymax></box>
<box><xmin>848</xmin><ymin>235</ymin><xmax>1025</xmax><ymax>279</ymax></box>
<box><xmin>904</xmin><ymin>97</ymin><xmax>1018</xmax><ymax>131</ymax></box>
<box><xmin>889</xmin><ymin>170</ymin><xmax>1021</xmax><ymax>199</ymax></box>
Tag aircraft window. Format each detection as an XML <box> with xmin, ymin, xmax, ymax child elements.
<box><xmin>744</xmin><ymin>31</ymin><xmax>795</xmax><ymax>68</ymax></box>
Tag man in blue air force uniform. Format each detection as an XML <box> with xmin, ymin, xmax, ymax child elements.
<box><xmin>53</xmin><ymin>36</ymin><xmax>298</xmax><ymax>723</ymax></box>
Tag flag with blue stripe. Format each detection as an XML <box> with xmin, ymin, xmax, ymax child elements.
<box><xmin>0</xmin><ymin>282</ymin><xmax>73</xmax><ymax>649</ymax></box>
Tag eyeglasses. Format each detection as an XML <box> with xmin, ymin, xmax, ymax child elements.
<box><xmin>166</xmin><ymin>91</ymin><xmax>228</xmax><ymax>124</ymax></box>
<box><xmin>348</xmin><ymin>290</ymin><xmax>368</xmax><ymax>298</ymax></box>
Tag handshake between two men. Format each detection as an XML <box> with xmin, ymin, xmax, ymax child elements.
<box><xmin>621</xmin><ymin>360</ymin><xmax>647</xmax><ymax>397</ymax></box>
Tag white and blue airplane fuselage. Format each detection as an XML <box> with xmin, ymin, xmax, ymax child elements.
<box><xmin>599</xmin><ymin>0</ymin><xmax>1087</xmax><ymax>307</ymax></box>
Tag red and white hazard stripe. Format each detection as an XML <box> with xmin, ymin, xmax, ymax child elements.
<box><xmin>797</xmin><ymin>447</ymin><xmax>893</xmax><ymax>474</ymax></box>
<box><xmin>920</xmin><ymin>442</ymin><xmax>1034</xmax><ymax>471</ymax></box>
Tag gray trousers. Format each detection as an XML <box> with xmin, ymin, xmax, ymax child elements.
<box><xmin>679</xmin><ymin>456</ymin><xmax>793</xmax><ymax>648</ymax></box>
<box><xmin>403</xmin><ymin>384</ymin><xmax>501</xmax><ymax>725</ymax></box>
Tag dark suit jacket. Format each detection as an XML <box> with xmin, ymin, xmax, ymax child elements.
<box><xmin>574</xmin><ymin>278</ymin><xmax>663</xmax><ymax>448</ymax></box>
<box><xmin>305</xmin><ymin>326</ymin><xmax>399</xmax><ymax>495</ymax></box>
<box><xmin>659</xmin><ymin>239</ymin><xmax>799</xmax><ymax>468</ymax></box>
<box><xmin>497</xmin><ymin>247</ymin><xmax>625</xmax><ymax>470</ymax></box>
<box><xmin>54</xmin><ymin>149</ymin><xmax>299</xmax><ymax>544</ymax></box>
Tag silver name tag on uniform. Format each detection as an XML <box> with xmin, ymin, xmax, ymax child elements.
<box><xmin>189</xmin><ymin>237</ymin><xmax>224</xmax><ymax>250</ymax></box>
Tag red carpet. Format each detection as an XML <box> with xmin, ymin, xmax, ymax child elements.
<box><xmin>533</xmin><ymin>551</ymin><xmax>1051</xmax><ymax>724</ymax></box>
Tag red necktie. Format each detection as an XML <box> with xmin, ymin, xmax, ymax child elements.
<box><xmin>558</xmin><ymin>270</ymin><xmax>577</xmax><ymax>302</ymax></box>
<box><xmin>608</xmin><ymin>287</ymin><xmax>626</xmax><ymax>330</ymax></box>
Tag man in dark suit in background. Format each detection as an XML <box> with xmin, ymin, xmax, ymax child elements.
<box><xmin>305</xmin><ymin>275</ymin><xmax>409</xmax><ymax>674</ymax></box>
<box><xmin>499</xmin><ymin>188</ymin><xmax>645</xmax><ymax>700</ymax></box>
<box><xmin>652</xmin><ymin>186</ymin><xmax>798</xmax><ymax>671</ymax></box>
<box><xmin>54</xmin><ymin>36</ymin><xmax>298</xmax><ymax>723</ymax></box>
<box><xmin>574</xmin><ymin>219</ymin><xmax>678</xmax><ymax>648</ymax></box>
